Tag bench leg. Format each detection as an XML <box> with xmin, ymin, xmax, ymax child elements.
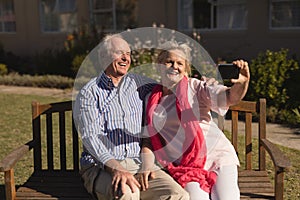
<box><xmin>4</xmin><ymin>169</ymin><xmax>16</xmax><ymax>200</ymax></box>
<box><xmin>275</xmin><ymin>169</ymin><xmax>284</xmax><ymax>200</ymax></box>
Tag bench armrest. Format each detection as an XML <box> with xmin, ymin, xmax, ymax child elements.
<box><xmin>0</xmin><ymin>140</ymin><xmax>35</xmax><ymax>172</ymax></box>
<box><xmin>0</xmin><ymin>140</ymin><xmax>35</xmax><ymax>200</ymax></box>
<box><xmin>261</xmin><ymin>138</ymin><xmax>291</xmax><ymax>171</ymax></box>
<box><xmin>261</xmin><ymin>138</ymin><xmax>291</xmax><ymax>200</ymax></box>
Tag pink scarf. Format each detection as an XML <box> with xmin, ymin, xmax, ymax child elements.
<box><xmin>146</xmin><ymin>76</ymin><xmax>217</xmax><ymax>193</ymax></box>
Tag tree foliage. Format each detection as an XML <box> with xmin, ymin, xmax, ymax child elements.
<box><xmin>247</xmin><ymin>49</ymin><xmax>299</xmax><ymax>109</ymax></box>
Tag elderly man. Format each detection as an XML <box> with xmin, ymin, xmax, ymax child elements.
<box><xmin>74</xmin><ymin>34</ymin><xmax>189</xmax><ymax>200</ymax></box>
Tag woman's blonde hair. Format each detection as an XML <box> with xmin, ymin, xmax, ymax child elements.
<box><xmin>157</xmin><ymin>41</ymin><xmax>192</xmax><ymax>76</ymax></box>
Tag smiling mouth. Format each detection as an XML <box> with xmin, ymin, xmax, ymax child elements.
<box><xmin>166</xmin><ymin>70</ymin><xmax>179</xmax><ymax>76</ymax></box>
<box><xmin>118</xmin><ymin>62</ymin><xmax>128</xmax><ymax>67</ymax></box>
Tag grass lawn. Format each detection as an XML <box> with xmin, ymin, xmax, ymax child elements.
<box><xmin>0</xmin><ymin>92</ymin><xmax>299</xmax><ymax>199</ymax></box>
<box><xmin>0</xmin><ymin>92</ymin><xmax>70</xmax><ymax>199</ymax></box>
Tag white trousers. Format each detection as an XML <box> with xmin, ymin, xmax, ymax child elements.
<box><xmin>184</xmin><ymin>165</ymin><xmax>240</xmax><ymax>200</ymax></box>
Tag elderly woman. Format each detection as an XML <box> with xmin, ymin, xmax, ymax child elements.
<box><xmin>139</xmin><ymin>41</ymin><xmax>250</xmax><ymax>200</ymax></box>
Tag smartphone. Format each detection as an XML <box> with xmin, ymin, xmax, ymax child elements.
<box><xmin>217</xmin><ymin>64</ymin><xmax>240</xmax><ymax>79</ymax></box>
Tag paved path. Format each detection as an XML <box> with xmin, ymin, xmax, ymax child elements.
<box><xmin>1</xmin><ymin>85</ymin><xmax>299</xmax><ymax>150</ymax></box>
<box><xmin>224</xmin><ymin>120</ymin><xmax>300</xmax><ymax>150</ymax></box>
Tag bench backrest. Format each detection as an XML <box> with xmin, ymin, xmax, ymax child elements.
<box><xmin>31</xmin><ymin>100</ymin><xmax>80</xmax><ymax>172</ymax></box>
<box><xmin>225</xmin><ymin>98</ymin><xmax>267</xmax><ymax>171</ymax></box>
<box><xmin>31</xmin><ymin>98</ymin><xmax>267</xmax><ymax>172</ymax></box>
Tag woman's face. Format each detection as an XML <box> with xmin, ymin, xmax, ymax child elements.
<box><xmin>159</xmin><ymin>49</ymin><xmax>188</xmax><ymax>88</ymax></box>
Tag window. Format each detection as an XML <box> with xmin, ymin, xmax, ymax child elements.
<box><xmin>90</xmin><ymin>0</ymin><xmax>137</xmax><ymax>32</ymax></box>
<box><xmin>270</xmin><ymin>0</ymin><xmax>300</xmax><ymax>29</ymax></box>
<box><xmin>40</xmin><ymin>0</ymin><xmax>78</xmax><ymax>32</ymax></box>
<box><xmin>179</xmin><ymin>0</ymin><xmax>247</xmax><ymax>30</ymax></box>
<box><xmin>0</xmin><ymin>0</ymin><xmax>16</xmax><ymax>32</ymax></box>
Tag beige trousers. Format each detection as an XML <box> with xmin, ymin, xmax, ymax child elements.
<box><xmin>80</xmin><ymin>158</ymin><xmax>189</xmax><ymax>200</ymax></box>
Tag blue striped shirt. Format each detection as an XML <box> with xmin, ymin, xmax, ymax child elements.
<box><xmin>74</xmin><ymin>72</ymin><xmax>155</xmax><ymax>167</ymax></box>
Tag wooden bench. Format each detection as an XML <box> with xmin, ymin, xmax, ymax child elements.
<box><xmin>0</xmin><ymin>99</ymin><xmax>291</xmax><ymax>200</ymax></box>
<box><xmin>221</xmin><ymin>98</ymin><xmax>291</xmax><ymax>199</ymax></box>
<box><xmin>0</xmin><ymin>101</ymin><xmax>92</xmax><ymax>200</ymax></box>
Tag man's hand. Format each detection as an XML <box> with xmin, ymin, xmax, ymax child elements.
<box><xmin>111</xmin><ymin>167</ymin><xmax>141</xmax><ymax>198</ymax></box>
<box><xmin>106</xmin><ymin>160</ymin><xmax>140</xmax><ymax>198</ymax></box>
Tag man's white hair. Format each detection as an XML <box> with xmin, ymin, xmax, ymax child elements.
<box><xmin>97</xmin><ymin>34</ymin><xmax>127</xmax><ymax>69</ymax></box>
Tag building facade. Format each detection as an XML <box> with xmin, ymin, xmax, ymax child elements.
<box><xmin>0</xmin><ymin>0</ymin><xmax>299</xmax><ymax>62</ymax></box>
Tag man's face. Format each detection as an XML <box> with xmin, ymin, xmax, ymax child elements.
<box><xmin>106</xmin><ymin>37</ymin><xmax>131</xmax><ymax>77</ymax></box>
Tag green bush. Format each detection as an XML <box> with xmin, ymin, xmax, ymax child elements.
<box><xmin>277</xmin><ymin>109</ymin><xmax>300</xmax><ymax>127</ymax></box>
<box><xmin>266</xmin><ymin>106</ymin><xmax>278</xmax><ymax>123</ymax></box>
<box><xmin>247</xmin><ymin>48</ymin><xmax>299</xmax><ymax>109</ymax></box>
<box><xmin>0</xmin><ymin>64</ymin><xmax>8</xmax><ymax>75</ymax></box>
<box><xmin>292</xmin><ymin>107</ymin><xmax>300</xmax><ymax>125</ymax></box>
<box><xmin>65</xmin><ymin>25</ymin><xmax>103</xmax><ymax>75</ymax></box>
<box><xmin>246</xmin><ymin>48</ymin><xmax>300</xmax><ymax>127</ymax></box>
<box><xmin>71</xmin><ymin>54</ymin><xmax>87</xmax><ymax>74</ymax></box>
<box><xmin>285</xmin><ymin>64</ymin><xmax>300</xmax><ymax>108</ymax></box>
<box><xmin>0</xmin><ymin>50</ymin><xmax>32</xmax><ymax>75</ymax></box>
<box><xmin>33</xmin><ymin>49</ymin><xmax>73</xmax><ymax>77</ymax></box>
